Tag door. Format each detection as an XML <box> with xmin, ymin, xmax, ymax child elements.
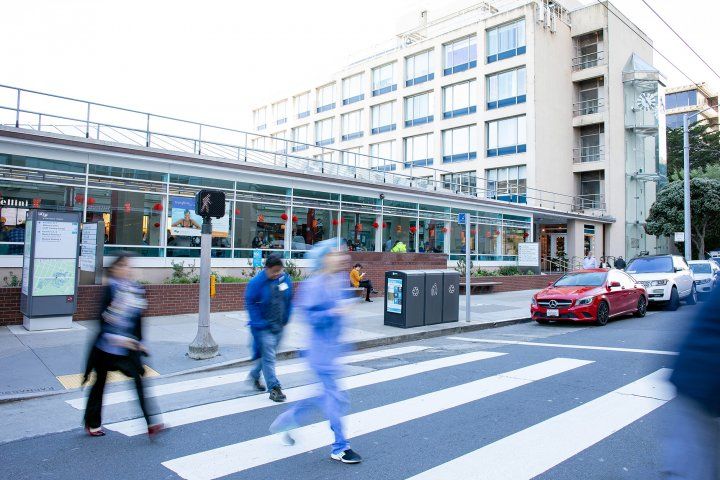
<box><xmin>550</xmin><ymin>234</ymin><xmax>567</xmax><ymax>269</ymax></box>
<box><xmin>618</xmin><ymin>271</ymin><xmax>639</xmax><ymax>313</ymax></box>
<box><xmin>605</xmin><ymin>270</ymin><xmax>627</xmax><ymax>315</ymax></box>
<box><xmin>673</xmin><ymin>256</ymin><xmax>692</xmax><ymax>297</ymax></box>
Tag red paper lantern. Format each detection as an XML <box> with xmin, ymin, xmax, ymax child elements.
<box><xmin>441</xmin><ymin>227</ymin><xmax>448</xmax><ymax>234</ymax></box>
<box><xmin>87</xmin><ymin>197</ymin><xmax>95</xmax><ymax>206</ymax></box>
<box><xmin>32</xmin><ymin>198</ymin><xmax>41</xmax><ymax>208</ymax></box>
<box><xmin>523</xmin><ymin>231</ymin><xmax>529</xmax><ymax>239</ymax></box>
<box><xmin>372</xmin><ymin>221</ymin><xmax>379</xmax><ymax>229</ymax></box>
<box><xmin>257</xmin><ymin>214</ymin><xmax>265</xmax><ymax>223</ymax></box>
<box><xmin>332</xmin><ymin>218</ymin><xmax>339</xmax><ymax>226</ymax></box>
<box><xmin>292</xmin><ymin>215</ymin><xmax>298</xmax><ymax>223</ymax></box>
<box><xmin>123</xmin><ymin>202</ymin><xmax>131</xmax><ymax>213</ymax></box>
<box><xmin>235</xmin><ymin>208</ymin><xmax>241</xmax><ymax>215</ymax></box>
<box><xmin>382</xmin><ymin>222</ymin><xmax>387</xmax><ymax>228</ymax></box>
<box><xmin>280</xmin><ymin>212</ymin><xmax>288</xmax><ymax>221</ymax></box>
<box><xmin>485</xmin><ymin>231</ymin><xmax>492</xmax><ymax>238</ymax></box>
<box><xmin>355</xmin><ymin>223</ymin><xmax>362</xmax><ymax>232</ymax></box>
<box><xmin>495</xmin><ymin>229</ymin><xmax>500</xmax><ymax>235</ymax></box>
<box><xmin>409</xmin><ymin>226</ymin><xmax>417</xmax><ymax>234</ymax></box>
<box><xmin>470</xmin><ymin>229</ymin><xmax>476</xmax><ymax>235</ymax></box>
<box><xmin>74</xmin><ymin>194</ymin><xmax>84</xmax><ymax>203</ymax></box>
<box><xmin>153</xmin><ymin>222</ymin><xmax>160</xmax><ymax>228</ymax></box>
<box><xmin>153</xmin><ymin>203</ymin><xmax>163</xmax><ymax>211</ymax></box>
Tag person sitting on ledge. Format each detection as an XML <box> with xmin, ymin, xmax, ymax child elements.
<box><xmin>350</xmin><ymin>263</ymin><xmax>378</xmax><ymax>302</ymax></box>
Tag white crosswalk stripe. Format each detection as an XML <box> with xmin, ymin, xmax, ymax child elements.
<box><xmin>161</xmin><ymin>357</ymin><xmax>592</xmax><ymax>480</ymax></box>
<box><xmin>105</xmin><ymin>349</ymin><xmax>506</xmax><ymax>436</ymax></box>
<box><xmin>449</xmin><ymin>336</ymin><xmax>679</xmax><ymax>356</ymax></box>
<box><xmin>405</xmin><ymin>368</ymin><xmax>675</xmax><ymax>480</ymax></box>
<box><xmin>66</xmin><ymin>345</ymin><xmax>429</xmax><ymax>410</ymax></box>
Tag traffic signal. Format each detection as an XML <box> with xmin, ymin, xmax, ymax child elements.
<box><xmin>195</xmin><ymin>190</ymin><xmax>226</xmax><ymax>219</ymax></box>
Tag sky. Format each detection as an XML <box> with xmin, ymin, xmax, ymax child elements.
<box><xmin>2</xmin><ymin>0</ymin><xmax>719</xmax><ymax>131</ymax></box>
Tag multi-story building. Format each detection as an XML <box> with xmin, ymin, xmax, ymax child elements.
<box><xmin>664</xmin><ymin>82</ymin><xmax>718</xmax><ymax>129</ymax></box>
<box><xmin>252</xmin><ymin>0</ymin><xmax>666</xmax><ymax>262</ymax></box>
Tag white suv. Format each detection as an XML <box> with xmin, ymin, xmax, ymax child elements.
<box><xmin>625</xmin><ymin>255</ymin><xmax>697</xmax><ymax>310</ymax></box>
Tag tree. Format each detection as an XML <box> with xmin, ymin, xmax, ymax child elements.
<box><xmin>666</xmin><ymin>122</ymin><xmax>720</xmax><ymax>178</ymax></box>
<box><xmin>645</xmin><ymin>178</ymin><xmax>720</xmax><ymax>257</ymax></box>
<box><xmin>670</xmin><ymin>163</ymin><xmax>720</xmax><ymax>182</ymax></box>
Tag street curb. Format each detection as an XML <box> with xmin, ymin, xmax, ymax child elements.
<box><xmin>0</xmin><ymin>317</ymin><xmax>530</xmax><ymax>404</ymax></box>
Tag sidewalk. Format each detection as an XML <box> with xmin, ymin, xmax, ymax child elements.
<box><xmin>0</xmin><ymin>289</ymin><xmax>537</xmax><ymax>402</ymax></box>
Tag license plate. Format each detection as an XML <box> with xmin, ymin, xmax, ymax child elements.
<box><xmin>546</xmin><ymin>309</ymin><xmax>559</xmax><ymax>317</ymax></box>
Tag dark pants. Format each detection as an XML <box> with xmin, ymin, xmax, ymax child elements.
<box><xmin>359</xmin><ymin>279</ymin><xmax>374</xmax><ymax>301</ymax></box>
<box><xmin>84</xmin><ymin>348</ymin><xmax>157</xmax><ymax>429</ymax></box>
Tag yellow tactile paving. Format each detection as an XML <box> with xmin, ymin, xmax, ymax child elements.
<box><xmin>56</xmin><ymin>366</ymin><xmax>160</xmax><ymax>389</ymax></box>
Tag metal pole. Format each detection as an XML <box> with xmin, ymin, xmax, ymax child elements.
<box><xmin>465</xmin><ymin>215</ymin><xmax>471</xmax><ymax>323</ymax></box>
<box><xmin>683</xmin><ymin>113</ymin><xmax>691</xmax><ymax>261</ymax></box>
<box><xmin>188</xmin><ymin>216</ymin><xmax>219</xmax><ymax>359</ymax></box>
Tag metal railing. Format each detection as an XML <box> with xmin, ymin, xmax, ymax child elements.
<box><xmin>0</xmin><ymin>83</ymin><xmax>606</xmax><ymax>216</ymax></box>
<box><xmin>573</xmin><ymin>97</ymin><xmax>605</xmax><ymax>116</ymax></box>
<box><xmin>573</xmin><ymin>194</ymin><xmax>606</xmax><ymax>212</ymax></box>
<box><xmin>571</xmin><ymin>50</ymin><xmax>605</xmax><ymax>71</ymax></box>
<box><xmin>572</xmin><ymin>145</ymin><xmax>604</xmax><ymax>163</ymax></box>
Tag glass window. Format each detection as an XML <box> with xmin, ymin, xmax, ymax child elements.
<box><xmin>289</xmin><ymin>207</ymin><xmax>338</xmax><ymax>258</ymax></box>
<box><xmin>443</xmin><ymin>36</ymin><xmax>477</xmax><ymax>75</ymax></box>
<box><xmin>626</xmin><ymin>256</ymin><xmax>674</xmax><ymax>274</ymax></box>
<box><xmin>486</xmin><ymin>115</ymin><xmax>526</xmax><ymax>156</ymax></box>
<box><xmin>404</xmin><ymin>91</ymin><xmax>434</xmax><ymax>126</ymax></box>
<box><xmin>554</xmin><ymin>272</ymin><xmax>608</xmax><ymax>286</ymax></box>
<box><xmin>273</xmin><ymin>100</ymin><xmax>287</xmax><ymax>125</ymax></box>
<box><xmin>371</xmin><ymin>101</ymin><xmax>396</xmax><ymax>134</ymax></box>
<box><xmin>315</xmin><ymin>118</ymin><xmax>334</xmax><ymax>146</ymax></box>
<box><xmin>404</xmin><ymin>133</ymin><xmax>434</xmax><ymax>168</ymax></box>
<box><xmin>418</xmin><ymin>219</ymin><xmax>445</xmax><ymax>253</ymax></box>
<box><xmin>340</xmin><ymin>213</ymin><xmax>377</xmax><ymax>252</ymax></box>
<box><xmin>382</xmin><ymin>216</ymin><xmax>416</xmax><ymax>252</ymax></box>
<box><xmin>233</xmin><ymin>202</ymin><xmax>286</xmax><ymax>257</ymax></box>
<box><xmin>253</xmin><ymin>107</ymin><xmax>267</xmax><ymax>130</ymax></box>
<box><xmin>486</xmin><ymin>67</ymin><xmax>526</xmax><ymax>109</ymax></box>
<box><xmin>579</xmin><ymin>170</ymin><xmax>604</xmax><ymax>209</ymax></box>
<box><xmin>443</xmin><ymin>80</ymin><xmax>477</xmax><ymax>118</ymax></box>
<box><xmin>294</xmin><ymin>92</ymin><xmax>310</xmax><ymax>118</ymax></box>
<box><xmin>442</xmin><ymin>125</ymin><xmax>477</xmax><ymax>163</ymax></box>
<box><xmin>372</xmin><ymin>63</ymin><xmax>397</xmax><ymax>95</ymax></box>
<box><xmin>341</xmin><ymin>147</ymin><xmax>362</xmax><ymax>166</ymax></box>
<box><xmin>341</xmin><ymin>110</ymin><xmax>363</xmax><ymax>141</ymax></box>
<box><xmin>316</xmin><ymin>83</ymin><xmax>335</xmax><ymax>112</ymax></box>
<box><xmin>291</xmin><ymin>124</ymin><xmax>309</xmax><ymax>151</ymax></box>
<box><xmin>442</xmin><ymin>171</ymin><xmax>477</xmax><ymax>195</ymax></box>
<box><xmin>369</xmin><ymin>140</ymin><xmax>396</xmax><ymax>170</ymax></box>
<box><xmin>342</xmin><ymin>73</ymin><xmax>365</xmax><ymax>105</ymax></box>
<box><xmin>486</xmin><ymin>18</ymin><xmax>526</xmax><ymax>63</ymax></box>
<box><xmin>486</xmin><ymin>165</ymin><xmax>527</xmax><ymax>203</ymax></box>
<box><xmin>405</xmin><ymin>50</ymin><xmax>434</xmax><ymax>86</ymax></box>
<box><xmin>578</xmin><ymin>124</ymin><xmax>604</xmax><ymax>162</ymax></box>
<box><xmin>666</xmin><ymin>90</ymin><xmax>698</xmax><ymax>110</ymax></box>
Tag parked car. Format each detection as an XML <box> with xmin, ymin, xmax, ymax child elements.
<box><xmin>531</xmin><ymin>269</ymin><xmax>648</xmax><ymax>326</ymax></box>
<box><xmin>689</xmin><ymin>260</ymin><xmax>720</xmax><ymax>298</ymax></box>
<box><xmin>625</xmin><ymin>254</ymin><xmax>696</xmax><ymax>310</ymax></box>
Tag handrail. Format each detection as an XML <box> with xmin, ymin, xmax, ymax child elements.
<box><xmin>571</xmin><ymin>50</ymin><xmax>605</xmax><ymax>70</ymax></box>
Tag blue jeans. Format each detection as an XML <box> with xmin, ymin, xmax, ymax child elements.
<box><xmin>249</xmin><ymin>328</ymin><xmax>281</xmax><ymax>391</ymax></box>
<box><xmin>663</xmin><ymin>396</ymin><xmax>719</xmax><ymax>479</ymax></box>
<box><xmin>270</xmin><ymin>370</ymin><xmax>350</xmax><ymax>454</ymax></box>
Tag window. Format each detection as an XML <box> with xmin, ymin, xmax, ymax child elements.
<box><xmin>341</xmin><ymin>146</ymin><xmax>362</xmax><ymax>165</ymax></box>
<box><xmin>443</xmin><ymin>80</ymin><xmax>477</xmax><ymax>118</ymax></box>
<box><xmin>442</xmin><ymin>171</ymin><xmax>477</xmax><ymax>194</ymax></box>
<box><xmin>486</xmin><ymin>115</ymin><xmax>526</xmax><ymax>156</ymax></box>
<box><xmin>666</xmin><ymin>90</ymin><xmax>698</xmax><ymax>110</ymax></box>
<box><xmin>372</xmin><ymin>63</ymin><xmax>397</xmax><ymax>96</ymax></box>
<box><xmin>317</xmin><ymin>84</ymin><xmax>335</xmax><ymax>113</ymax></box>
<box><xmin>579</xmin><ymin>171</ymin><xmax>604</xmax><ymax>209</ymax></box>
<box><xmin>486</xmin><ymin>165</ymin><xmax>527</xmax><ymax>203</ymax></box>
<box><xmin>253</xmin><ymin>107</ymin><xmax>267</xmax><ymax>130</ymax></box>
<box><xmin>486</xmin><ymin>19</ymin><xmax>526</xmax><ymax>63</ymax></box>
<box><xmin>442</xmin><ymin>125</ymin><xmax>478</xmax><ymax>163</ymax></box>
<box><xmin>341</xmin><ymin>110</ymin><xmax>363</xmax><ymax>141</ymax></box>
<box><xmin>406</xmin><ymin>50</ymin><xmax>434</xmax><ymax>86</ymax></box>
<box><xmin>666</xmin><ymin>112</ymin><xmax>698</xmax><ymax>129</ymax></box>
<box><xmin>443</xmin><ymin>36</ymin><xmax>477</xmax><ymax>75</ymax></box>
<box><xmin>295</xmin><ymin>92</ymin><xmax>310</xmax><ymax>119</ymax></box>
<box><xmin>576</xmin><ymin>124</ymin><xmax>604</xmax><ymax>162</ymax></box>
<box><xmin>576</xmin><ymin>78</ymin><xmax>604</xmax><ymax>115</ymax></box>
<box><xmin>371</xmin><ymin>101</ymin><xmax>396</xmax><ymax>134</ymax></box>
<box><xmin>342</xmin><ymin>73</ymin><xmax>365</xmax><ymax>105</ymax></box>
<box><xmin>291</xmin><ymin>125</ymin><xmax>309</xmax><ymax>151</ymax></box>
<box><xmin>404</xmin><ymin>133</ymin><xmax>434</xmax><ymax>168</ymax></box>
<box><xmin>273</xmin><ymin>100</ymin><xmax>287</xmax><ymax>125</ymax></box>
<box><xmin>369</xmin><ymin>141</ymin><xmax>396</xmax><ymax>171</ymax></box>
<box><xmin>314</xmin><ymin>118</ymin><xmax>334</xmax><ymax>146</ymax></box>
<box><xmin>573</xmin><ymin>31</ymin><xmax>603</xmax><ymax>70</ymax></box>
<box><xmin>404</xmin><ymin>92</ymin><xmax>434</xmax><ymax>127</ymax></box>
<box><xmin>486</xmin><ymin>67</ymin><xmax>526</xmax><ymax>109</ymax></box>
<box><xmin>270</xmin><ymin>131</ymin><xmax>287</xmax><ymax>153</ymax></box>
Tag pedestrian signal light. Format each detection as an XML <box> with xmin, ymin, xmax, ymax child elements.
<box><xmin>195</xmin><ymin>190</ymin><xmax>225</xmax><ymax>218</ymax></box>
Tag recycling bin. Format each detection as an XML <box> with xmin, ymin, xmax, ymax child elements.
<box><xmin>441</xmin><ymin>270</ymin><xmax>460</xmax><ymax>323</ymax></box>
<box><xmin>423</xmin><ymin>270</ymin><xmax>444</xmax><ymax>325</ymax></box>
<box><xmin>384</xmin><ymin>270</ymin><xmax>425</xmax><ymax>328</ymax></box>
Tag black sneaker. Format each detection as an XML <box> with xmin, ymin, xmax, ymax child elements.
<box><xmin>269</xmin><ymin>387</ymin><xmax>286</xmax><ymax>402</ymax></box>
<box><xmin>247</xmin><ymin>377</ymin><xmax>266</xmax><ymax>392</ymax></box>
<box><xmin>365</xmin><ymin>298</ymin><xmax>373</xmax><ymax>302</ymax></box>
<box><xmin>331</xmin><ymin>449</ymin><xmax>362</xmax><ymax>464</ymax></box>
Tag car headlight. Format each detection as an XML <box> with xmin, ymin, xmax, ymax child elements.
<box><xmin>531</xmin><ymin>297</ymin><xmax>537</xmax><ymax>306</ymax></box>
<box><xmin>576</xmin><ymin>296</ymin><xmax>594</xmax><ymax>306</ymax></box>
<box><xmin>695</xmin><ymin>278</ymin><xmax>711</xmax><ymax>284</ymax></box>
<box><xmin>650</xmin><ymin>279</ymin><xmax>668</xmax><ymax>286</ymax></box>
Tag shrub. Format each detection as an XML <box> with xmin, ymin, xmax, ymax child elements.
<box><xmin>164</xmin><ymin>261</ymin><xmax>199</xmax><ymax>284</ymax></box>
<box><xmin>525</xmin><ymin>270</ymin><xmax>536</xmax><ymax>276</ymax></box>
<box><xmin>284</xmin><ymin>260</ymin><xmax>305</xmax><ymax>282</ymax></box>
<box><xmin>455</xmin><ymin>257</ymin><xmax>474</xmax><ymax>276</ymax></box>
<box><xmin>220</xmin><ymin>275</ymin><xmax>250</xmax><ymax>283</ymax></box>
<box><xmin>474</xmin><ymin>269</ymin><xmax>498</xmax><ymax>277</ymax></box>
<box><xmin>2</xmin><ymin>271</ymin><xmax>20</xmax><ymax>287</ymax></box>
<box><xmin>497</xmin><ymin>266</ymin><xmax>521</xmax><ymax>276</ymax></box>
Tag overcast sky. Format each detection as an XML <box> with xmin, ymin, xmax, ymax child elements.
<box><xmin>2</xmin><ymin>0</ymin><xmax>718</xmax><ymax>131</ymax></box>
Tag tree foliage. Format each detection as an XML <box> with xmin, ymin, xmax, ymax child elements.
<box><xmin>646</xmin><ymin>178</ymin><xmax>720</xmax><ymax>256</ymax></box>
<box><xmin>666</xmin><ymin>122</ymin><xmax>720</xmax><ymax>178</ymax></box>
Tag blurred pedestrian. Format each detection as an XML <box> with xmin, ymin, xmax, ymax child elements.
<box><xmin>350</xmin><ymin>263</ymin><xmax>377</xmax><ymax>302</ymax></box>
<box><xmin>599</xmin><ymin>256</ymin><xmax>610</xmax><ymax>269</ymax></box>
<box><xmin>614</xmin><ymin>256</ymin><xmax>626</xmax><ymax>270</ymax></box>
<box><xmin>582</xmin><ymin>252</ymin><xmax>597</xmax><ymax>269</ymax></box>
<box><xmin>663</xmin><ymin>285</ymin><xmax>720</xmax><ymax>479</ymax></box>
<box><xmin>245</xmin><ymin>253</ymin><xmax>293</xmax><ymax>402</ymax></box>
<box><xmin>270</xmin><ymin>240</ymin><xmax>362</xmax><ymax>464</ymax></box>
<box><xmin>82</xmin><ymin>252</ymin><xmax>163</xmax><ymax>437</ymax></box>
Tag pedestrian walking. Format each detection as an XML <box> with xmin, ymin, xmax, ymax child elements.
<box><xmin>663</xmin><ymin>285</ymin><xmax>720</xmax><ymax>479</ymax></box>
<box><xmin>270</xmin><ymin>240</ymin><xmax>362</xmax><ymax>464</ymax></box>
<box><xmin>599</xmin><ymin>256</ymin><xmax>610</xmax><ymax>269</ymax></box>
<box><xmin>82</xmin><ymin>252</ymin><xmax>163</xmax><ymax>437</ymax></box>
<box><xmin>614</xmin><ymin>256</ymin><xmax>626</xmax><ymax>270</ymax></box>
<box><xmin>350</xmin><ymin>263</ymin><xmax>378</xmax><ymax>302</ymax></box>
<box><xmin>245</xmin><ymin>253</ymin><xmax>293</xmax><ymax>402</ymax></box>
<box><xmin>582</xmin><ymin>252</ymin><xmax>597</xmax><ymax>269</ymax></box>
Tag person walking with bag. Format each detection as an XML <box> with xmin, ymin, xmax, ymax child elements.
<box><xmin>83</xmin><ymin>253</ymin><xmax>163</xmax><ymax>437</ymax></box>
<box><xmin>245</xmin><ymin>253</ymin><xmax>293</xmax><ymax>402</ymax></box>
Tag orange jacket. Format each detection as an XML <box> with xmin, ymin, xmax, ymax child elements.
<box><xmin>350</xmin><ymin>269</ymin><xmax>362</xmax><ymax>287</ymax></box>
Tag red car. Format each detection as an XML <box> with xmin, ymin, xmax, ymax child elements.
<box><xmin>531</xmin><ymin>269</ymin><xmax>648</xmax><ymax>326</ymax></box>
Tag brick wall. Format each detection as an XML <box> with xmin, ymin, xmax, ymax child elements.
<box><xmin>0</xmin><ymin>287</ymin><xmax>21</xmax><ymax>326</ymax></box>
<box><xmin>491</xmin><ymin>274</ymin><xmax>563</xmax><ymax>293</ymax></box>
<box><xmin>347</xmin><ymin>252</ymin><xmax>448</xmax><ymax>297</ymax></box>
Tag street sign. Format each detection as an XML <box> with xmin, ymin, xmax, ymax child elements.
<box><xmin>195</xmin><ymin>190</ymin><xmax>225</xmax><ymax>219</ymax></box>
<box><xmin>458</xmin><ymin>213</ymin><xmax>467</xmax><ymax>225</ymax></box>
<box><xmin>674</xmin><ymin>232</ymin><xmax>685</xmax><ymax>242</ymax></box>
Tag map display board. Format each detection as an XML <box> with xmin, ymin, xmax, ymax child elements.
<box><xmin>170</xmin><ymin>196</ymin><xmax>230</xmax><ymax>238</ymax></box>
<box><xmin>80</xmin><ymin>222</ymin><xmax>98</xmax><ymax>272</ymax></box>
<box><xmin>386</xmin><ymin>277</ymin><xmax>403</xmax><ymax>314</ymax></box>
<box><xmin>32</xmin><ymin>219</ymin><xmax>79</xmax><ymax>296</ymax></box>
<box><xmin>21</xmin><ymin>217</ymin><xmax>32</xmax><ymax>295</ymax></box>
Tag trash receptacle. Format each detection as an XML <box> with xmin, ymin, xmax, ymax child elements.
<box><xmin>384</xmin><ymin>270</ymin><xmax>425</xmax><ymax>328</ymax></box>
<box><xmin>424</xmin><ymin>270</ymin><xmax>444</xmax><ymax>325</ymax></box>
<box><xmin>441</xmin><ymin>270</ymin><xmax>459</xmax><ymax>323</ymax></box>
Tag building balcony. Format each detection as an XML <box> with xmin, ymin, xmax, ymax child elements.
<box><xmin>573</xmin><ymin>98</ymin><xmax>605</xmax><ymax>117</ymax></box>
<box><xmin>573</xmin><ymin>145</ymin><xmax>604</xmax><ymax>164</ymax></box>
<box><xmin>572</xmin><ymin>194</ymin><xmax>606</xmax><ymax>212</ymax></box>
<box><xmin>572</xmin><ymin>50</ymin><xmax>604</xmax><ymax>71</ymax></box>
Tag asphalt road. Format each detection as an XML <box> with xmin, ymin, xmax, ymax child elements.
<box><xmin>0</xmin><ymin>301</ymin><xmax>703</xmax><ymax>480</ymax></box>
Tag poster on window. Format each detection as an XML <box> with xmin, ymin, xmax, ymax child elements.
<box><xmin>170</xmin><ymin>196</ymin><xmax>229</xmax><ymax>237</ymax></box>
<box><xmin>386</xmin><ymin>277</ymin><xmax>403</xmax><ymax>314</ymax></box>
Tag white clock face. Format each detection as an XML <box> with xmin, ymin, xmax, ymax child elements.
<box><xmin>635</xmin><ymin>92</ymin><xmax>657</xmax><ymax>112</ymax></box>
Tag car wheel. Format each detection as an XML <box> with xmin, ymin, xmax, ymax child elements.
<box><xmin>686</xmin><ymin>284</ymin><xmax>698</xmax><ymax>305</ymax></box>
<box><xmin>595</xmin><ymin>301</ymin><xmax>609</xmax><ymax>326</ymax></box>
<box><xmin>634</xmin><ymin>296</ymin><xmax>647</xmax><ymax>317</ymax></box>
<box><xmin>666</xmin><ymin>287</ymin><xmax>680</xmax><ymax>311</ymax></box>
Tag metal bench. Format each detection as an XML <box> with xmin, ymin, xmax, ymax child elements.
<box><xmin>342</xmin><ymin>287</ymin><xmax>366</xmax><ymax>298</ymax></box>
<box><xmin>459</xmin><ymin>281</ymin><xmax>502</xmax><ymax>294</ymax></box>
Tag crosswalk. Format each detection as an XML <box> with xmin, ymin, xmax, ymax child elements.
<box><xmin>77</xmin><ymin>343</ymin><xmax>676</xmax><ymax>479</ymax></box>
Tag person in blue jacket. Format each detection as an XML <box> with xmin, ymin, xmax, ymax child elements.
<box><xmin>269</xmin><ymin>239</ymin><xmax>362</xmax><ymax>464</ymax></box>
<box><xmin>245</xmin><ymin>253</ymin><xmax>293</xmax><ymax>402</ymax></box>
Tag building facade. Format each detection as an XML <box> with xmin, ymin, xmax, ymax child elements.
<box><xmin>252</xmin><ymin>0</ymin><xmax>666</xmax><ymax>262</ymax></box>
<box><xmin>664</xmin><ymin>82</ymin><xmax>718</xmax><ymax>129</ymax></box>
